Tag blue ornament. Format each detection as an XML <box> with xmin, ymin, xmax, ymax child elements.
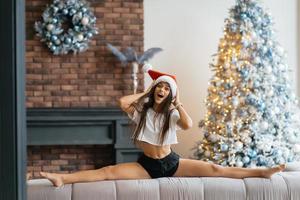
<box><xmin>52</xmin><ymin>18</ymin><xmax>58</xmax><ymax>24</ymax></box>
<box><xmin>86</xmin><ymin>32</ymin><xmax>93</xmax><ymax>38</ymax></box>
<box><xmin>257</xmin><ymin>156</ymin><xmax>266</xmax><ymax>165</ymax></box>
<box><xmin>240</xmin><ymin>13</ymin><xmax>247</xmax><ymax>20</ymax></box>
<box><xmin>82</xmin><ymin>7</ymin><xmax>87</xmax><ymax>13</ymax></box>
<box><xmin>247</xmin><ymin>149</ymin><xmax>257</xmax><ymax>158</ymax></box>
<box><xmin>70</xmin><ymin>9</ymin><xmax>76</xmax><ymax>15</ymax></box>
<box><xmin>62</xmin><ymin>9</ymin><xmax>69</xmax><ymax>15</ymax></box>
<box><xmin>288</xmin><ymin>155</ymin><xmax>294</xmax><ymax>162</ymax></box>
<box><xmin>220</xmin><ymin>144</ymin><xmax>229</xmax><ymax>152</ymax></box>
<box><xmin>224</xmin><ymin>83</ymin><xmax>231</xmax><ymax>89</ymax></box>
<box><xmin>230</xmin><ymin>24</ymin><xmax>238</xmax><ymax>32</ymax></box>
<box><xmin>284</xmin><ymin>112</ymin><xmax>290</xmax><ymax>119</ymax></box>
<box><xmin>50</xmin><ymin>45</ymin><xmax>57</xmax><ymax>51</ymax></box>
<box><xmin>75</xmin><ymin>43</ymin><xmax>81</xmax><ymax>48</ymax></box>
<box><xmin>52</xmin><ymin>6</ymin><xmax>59</xmax><ymax>13</ymax></box>
<box><xmin>54</xmin><ymin>39</ymin><xmax>61</xmax><ymax>45</ymax></box>
<box><xmin>46</xmin><ymin>32</ymin><xmax>51</xmax><ymax>38</ymax></box>
<box><xmin>240</xmin><ymin>69</ymin><xmax>249</xmax><ymax>78</ymax></box>
<box><xmin>253</xmin><ymin>81</ymin><xmax>260</xmax><ymax>88</ymax></box>
<box><xmin>257</xmin><ymin>101</ymin><xmax>265</xmax><ymax>112</ymax></box>
<box><xmin>242</xmin><ymin>40</ymin><xmax>249</xmax><ymax>47</ymax></box>
<box><xmin>74</xmin><ymin>26</ymin><xmax>80</xmax><ymax>31</ymax></box>
<box><xmin>64</xmin><ymin>37</ymin><xmax>72</xmax><ymax>44</ymax></box>
<box><xmin>242</xmin><ymin>156</ymin><xmax>250</xmax><ymax>164</ymax></box>
<box><xmin>51</xmin><ymin>35</ymin><xmax>58</xmax><ymax>41</ymax></box>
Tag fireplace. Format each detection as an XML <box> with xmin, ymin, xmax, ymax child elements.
<box><xmin>27</xmin><ymin>108</ymin><xmax>142</xmax><ymax>178</ymax></box>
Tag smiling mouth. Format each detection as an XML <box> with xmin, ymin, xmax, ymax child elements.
<box><xmin>157</xmin><ymin>94</ymin><xmax>164</xmax><ymax>98</ymax></box>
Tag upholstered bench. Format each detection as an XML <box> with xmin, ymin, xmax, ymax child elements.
<box><xmin>27</xmin><ymin>171</ymin><xmax>300</xmax><ymax>200</ymax></box>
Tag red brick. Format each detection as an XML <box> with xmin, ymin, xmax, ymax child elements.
<box><xmin>104</xmin><ymin>2</ymin><xmax>121</xmax><ymax>7</ymax></box>
<box><xmin>61</xmin><ymin>74</ymin><xmax>78</xmax><ymax>79</ymax></box>
<box><xmin>80</xmin><ymin>96</ymin><xmax>98</xmax><ymax>102</ymax></box>
<box><xmin>52</xmin><ymin>69</ymin><xmax>69</xmax><ymax>74</ymax></box>
<box><xmin>88</xmin><ymin>90</ymin><xmax>105</xmax><ymax>96</ymax></box>
<box><xmin>52</xmin><ymin>58</ymin><xmax>70</xmax><ymax>63</ymax></box>
<box><xmin>51</xmin><ymin>160</ymin><xmax>68</xmax><ymax>165</ymax></box>
<box><xmin>104</xmin><ymin>13</ymin><xmax>120</xmax><ymax>18</ymax></box>
<box><xmin>27</xmin><ymin>166</ymin><xmax>42</xmax><ymax>171</ymax></box>
<box><xmin>27</xmin><ymin>97</ymin><xmax>44</xmax><ymax>102</ymax></box>
<box><xmin>80</xmin><ymin>63</ymin><xmax>96</xmax><ymax>68</ymax></box>
<box><xmin>70</xmin><ymin>90</ymin><xmax>87</xmax><ymax>96</ymax></box>
<box><xmin>61</xmin><ymin>63</ymin><xmax>79</xmax><ymax>68</ymax></box>
<box><xmin>27</xmin><ymin>63</ymin><xmax>42</xmax><ymax>68</ymax></box>
<box><xmin>105</xmin><ymin>24</ymin><xmax>122</xmax><ymax>30</ymax></box>
<box><xmin>71</xmin><ymin>102</ymin><xmax>89</xmax><ymax>107</ymax></box>
<box><xmin>131</xmin><ymin>8</ymin><xmax>143</xmax><ymax>14</ymax></box>
<box><xmin>70</xmin><ymin>69</ymin><xmax>87</xmax><ymax>74</ymax></box>
<box><xmin>44</xmin><ymin>85</ymin><xmax>60</xmax><ymax>91</ymax></box>
<box><xmin>27</xmin><ymin>85</ymin><xmax>43</xmax><ymax>91</ymax></box>
<box><xmin>42</xmin><ymin>63</ymin><xmax>61</xmax><ymax>68</ymax></box>
<box><xmin>33</xmin><ymin>160</ymin><xmax>51</xmax><ymax>166</ymax></box>
<box><xmin>79</xmin><ymin>85</ymin><xmax>97</xmax><ymax>90</ymax></box>
<box><xmin>113</xmin><ymin>8</ymin><xmax>130</xmax><ymax>13</ymax></box>
<box><xmin>61</xmin><ymin>85</ymin><xmax>78</xmax><ymax>91</ymax></box>
<box><xmin>33</xmin><ymin>57</ymin><xmax>52</xmax><ymax>63</ymax></box>
<box><xmin>42</xmin><ymin>165</ymin><xmax>60</xmax><ymax>171</ymax></box>
<box><xmin>97</xmin><ymin>85</ymin><xmax>114</xmax><ymax>90</ymax></box>
<box><xmin>60</xmin><ymin>154</ymin><xmax>77</xmax><ymax>159</ymax></box>
<box><xmin>123</xmin><ymin>2</ymin><xmax>139</xmax><ymax>8</ymax></box>
<box><xmin>27</xmin><ymin>74</ymin><xmax>42</xmax><ymax>80</ymax></box>
<box><xmin>29</xmin><ymin>154</ymin><xmax>41</xmax><ymax>160</ymax></box>
<box><xmin>33</xmin><ymin>102</ymin><xmax>52</xmax><ymax>107</ymax></box>
<box><xmin>45</xmin><ymin>96</ymin><xmax>62</xmax><ymax>102</ymax></box>
<box><xmin>95</xmin><ymin>7</ymin><xmax>112</xmax><ymax>13</ymax></box>
<box><xmin>62</xmin><ymin>96</ymin><xmax>80</xmax><ymax>102</ymax></box>
<box><xmin>33</xmin><ymin>91</ymin><xmax>51</xmax><ymax>96</ymax></box>
<box><xmin>70</xmin><ymin>79</ymin><xmax>88</xmax><ymax>85</ymax></box>
<box><xmin>53</xmin><ymin>102</ymin><xmax>70</xmax><ymax>107</ymax></box>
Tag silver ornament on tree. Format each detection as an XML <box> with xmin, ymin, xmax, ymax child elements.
<box><xmin>106</xmin><ymin>43</ymin><xmax>163</xmax><ymax>94</ymax></box>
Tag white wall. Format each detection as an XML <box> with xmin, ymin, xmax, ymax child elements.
<box><xmin>144</xmin><ymin>0</ymin><xmax>298</xmax><ymax>158</ymax></box>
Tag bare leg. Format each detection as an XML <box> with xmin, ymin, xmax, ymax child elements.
<box><xmin>40</xmin><ymin>162</ymin><xmax>151</xmax><ymax>187</ymax></box>
<box><xmin>173</xmin><ymin>159</ymin><xmax>285</xmax><ymax>179</ymax></box>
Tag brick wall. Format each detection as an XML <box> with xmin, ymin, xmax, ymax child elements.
<box><xmin>27</xmin><ymin>145</ymin><xmax>114</xmax><ymax>178</ymax></box>
<box><xmin>26</xmin><ymin>0</ymin><xmax>144</xmax><ymax>178</ymax></box>
<box><xmin>26</xmin><ymin>0</ymin><xmax>144</xmax><ymax>108</ymax></box>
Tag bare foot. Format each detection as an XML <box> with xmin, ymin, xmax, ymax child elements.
<box><xmin>40</xmin><ymin>172</ymin><xmax>64</xmax><ymax>187</ymax></box>
<box><xmin>26</xmin><ymin>173</ymin><xmax>32</xmax><ymax>180</ymax></box>
<box><xmin>262</xmin><ymin>164</ymin><xmax>286</xmax><ymax>178</ymax></box>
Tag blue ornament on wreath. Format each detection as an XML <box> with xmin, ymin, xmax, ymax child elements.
<box><xmin>34</xmin><ymin>0</ymin><xmax>99</xmax><ymax>55</ymax></box>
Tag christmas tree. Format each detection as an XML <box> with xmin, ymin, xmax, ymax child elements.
<box><xmin>195</xmin><ymin>0</ymin><xmax>300</xmax><ymax>168</ymax></box>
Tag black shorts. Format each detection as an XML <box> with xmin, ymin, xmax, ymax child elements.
<box><xmin>137</xmin><ymin>151</ymin><xmax>180</xmax><ymax>178</ymax></box>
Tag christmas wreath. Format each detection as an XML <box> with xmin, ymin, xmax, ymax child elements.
<box><xmin>34</xmin><ymin>0</ymin><xmax>98</xmax><ymax>55</ymax></box>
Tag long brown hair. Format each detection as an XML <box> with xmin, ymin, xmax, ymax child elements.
<box><xmin>131</xmin><ymin>83</ymin><xmax>174</xmax><ymax>145</ymax></box>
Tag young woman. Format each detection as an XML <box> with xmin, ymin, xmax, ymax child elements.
<box><xmin>40</xmin><ymin>71</ymin><xmax>285</xmax><ymax>187</ymax></box>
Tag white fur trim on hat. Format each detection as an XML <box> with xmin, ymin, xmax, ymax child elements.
<box><xmin>155</xmin><ymin>75</ymin><xmax>177</xmax><ymax>98</ymax></box>
<box><xmin>142</xmin><ymin>63</ymin><xmax>152</xmax><ymax>73</ymax></box>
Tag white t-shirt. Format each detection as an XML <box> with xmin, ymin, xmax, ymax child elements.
<box><xmin>128</xmin><ymin>108</ymin><xmax>181</xmax><ymax>145</ymax></box>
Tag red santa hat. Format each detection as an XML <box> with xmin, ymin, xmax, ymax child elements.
<box><xmin>142</xmin><ymin>63</ymin><xmax>177</xmax><ymax>98</ymax></box>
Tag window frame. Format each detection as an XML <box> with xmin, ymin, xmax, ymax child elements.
<box><xmin>0</xmin><ymin>0</ymin><xmax>27</xmax><ymax>199</ymax></box>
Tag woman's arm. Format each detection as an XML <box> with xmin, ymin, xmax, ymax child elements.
<box><xmin>118</xmin><ymin>81</ymin><xmax>155</xmax><ymax>114</ymax></box>
<box><xmin>118</xmin><ymin>92</ymin><xmax>146</xmax><ymax>114</ymax></box>
<box><xmin>173</xmin><ymin>88</ymin><xmax>193</xmax><ymax>130</ymax></box>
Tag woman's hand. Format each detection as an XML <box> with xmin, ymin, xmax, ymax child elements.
<box><xmin>173</xmin><ymin>86</ymin><xmax>181</xmax><ymax>106</ymax></box>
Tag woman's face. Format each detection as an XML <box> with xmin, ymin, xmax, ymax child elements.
<box><xmin>154</xmin><ymin>82</ymin><xmax>171</xmax><ymax>105</ymax></box>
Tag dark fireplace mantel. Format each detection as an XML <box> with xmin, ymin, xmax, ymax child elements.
<box><xmin>27</xmin><ymin>108</ymin><xmax>142</xmax><ymax>163</ymax></box>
